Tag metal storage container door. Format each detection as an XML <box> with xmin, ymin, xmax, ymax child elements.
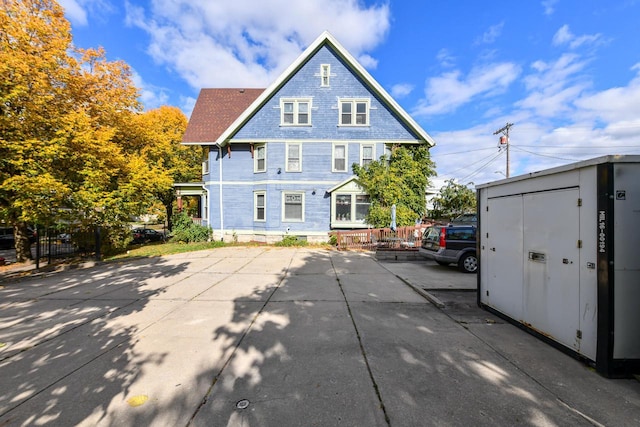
<box><xmin>523</xmin><ymin>188</ymin><xmax>580</xmax><ymax>352</ymax></box>
<box><xmin>482</xmin><ymin>195</ymin><xmax>524</xmax><ymax>316</ymax></box>
<box><xmin>612</xmin><ymin>162</ymin><xmax>640</xmax><ymax>359</ymax></box>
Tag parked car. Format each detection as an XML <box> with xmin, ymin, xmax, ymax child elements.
<box><xmin>131</xmin><ymin>228</ymin><xmax>165</xmax><ymax>244</ymax></box>
<box><xmin>0</xmin><ymin>227</ymin><xmax>36</xmax><ymax>249</ymax></box>
<box><xmin>450</xmin><ymin>213</ymin><xmax>477</xmax><ymax>226</ymax></box>
<box><xmin>419</xmin><ymin>225</ymin><xmax>477</xmax><ymax>273</ymax></box>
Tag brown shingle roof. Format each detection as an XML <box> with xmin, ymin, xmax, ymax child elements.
<box><xmin>182</xmin><ymin>88</ymin><xmax>265</xmax><ymax>143</ymax></box>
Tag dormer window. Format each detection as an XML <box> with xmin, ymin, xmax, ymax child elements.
<box><xmin>281</xmin><ymin>98</ymin><xmax>311</xmax><ymax>126</ymax></box>
<box><xmin>321</xmin><ymin>64</ymin><xmax>330</xmax><ymax>87</ymax></box>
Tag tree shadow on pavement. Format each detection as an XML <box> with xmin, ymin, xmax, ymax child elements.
<box><xmin>0</xmin><ymin>256</ymin><xmax>190</xmax><ymax>426</ymax></box>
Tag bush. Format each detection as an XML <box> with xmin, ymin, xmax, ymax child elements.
<box><xmin>170</xmin><ymin>212</ymin><xmax>213</xmax><ymax>243</ymax></box>
<box><xmin>275</xmin><ymin>235</ymin><xmax>308</xmax><ymax>247</ymax></box>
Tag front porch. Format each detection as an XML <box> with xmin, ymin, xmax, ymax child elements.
<box><xmin>174</xmin><ymin>182</ymin><xmax>207</xmax><ymax>225</ymax></box>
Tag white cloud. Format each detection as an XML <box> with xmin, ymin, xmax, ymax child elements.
<box><xmin>357</xmin><ymin>54</ymin><xmax>378</xmax><ymax>70</ymax></box>
<box><xmin>475</xmin><ymin>22</ymin><xmax>504</xmax><ymax>45</ymax></box>
<box><xmin>125</xmin><ymin>0</ymin><xmax>390</xmax><ymax>89</ymax></box>
<box><xmin>552</xmin><ymin>25</ymin><xmax>603</xmax><ymax>49</ymax></box>
<box><xmin>516</xmin><ymin>53</ymin><xmax>591</xmax><ymax>117</ymax></box>
<box><xmin>413</xmin><ymin>62</ymin><xmax>521</xmax><ymax>116</ymax></box>
<box><xmin>390</xmin><ymin>83</ymin><xmax>414</xmax><ymax>99</ymax></box>
<box><xmin>541</xmin><ymin>0</ymin><xmax>558</xmax><ymax>16</ymax></box>
<box><xmin>58</xmin><ymin>0</ymin><xmax>88</xmax><ymax>25</ymax></box>
<box><xmin>430</xmin><ymin>60</ymin><xmax>640</xmax><ymax>185</ymax></box>
<box><xmin>574</xmin><ymin>65</ymin><xmax>640</xmax><ymax>122</ymax></box>
<box><xmin>436</xmin><ymin>48</ymin><xmax>456</xmax><ymax>68</ymax></box>
<box><xmin>59</xmin><ymin>0</ymin><xmax>113</xmax><ymax>26</ymax></box>
<box><xmin>180</xmin><ymin>96</ymin><xmax>197</xmax><ymax>119</ymax></box>
<box><xmin>131</xmin><ymin>69</ymin><xmax>170</xmax><ymax>110</ymax></box>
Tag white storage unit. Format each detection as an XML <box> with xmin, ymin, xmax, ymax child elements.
<box><xmin>477</xmin><ymin>155</ymin><xmax>640</xmax><ymax>377</ymax></box>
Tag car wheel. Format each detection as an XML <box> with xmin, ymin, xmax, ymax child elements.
<box><xmin>435</xmin><ymin>260</ymin><xmax>450</xmax><ymax>266</ymax></box>
<box><xmin>458</xmin><ymin>253</ymin><xmax>478</xmax><ymax>273</ymax></box>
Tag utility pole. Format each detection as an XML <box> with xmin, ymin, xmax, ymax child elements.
<box><xmin>493</xmin><ymin>123</ymin><xmax>514</xmax><ymax>178</ymax></box>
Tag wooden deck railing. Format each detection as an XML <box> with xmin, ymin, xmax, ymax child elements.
<box><xmin>330</xmin><ymin>223</ymin><xmax>435</xmax><ymax>251</ymax></box>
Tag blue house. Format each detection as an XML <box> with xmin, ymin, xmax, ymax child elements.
<box><xmin>178</xmin><ymin>31</ymin><xmax>435</xmax><ymax>243</ymax></box>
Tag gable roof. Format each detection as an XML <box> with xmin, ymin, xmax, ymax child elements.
<box><xmin>182</xmin><ymin>88</ymin><xmax>264</xmax><ymax>143</ymax></box>
<box><xmin>184</xmin><ymin>31</ymin><xmax>435</xmax><ymax>147</ymax></box>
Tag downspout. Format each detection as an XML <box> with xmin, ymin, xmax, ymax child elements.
<box><xmin>216</xmin><ymin>143</ymin><xmax>224</xmax><ymax>241</ymax></box>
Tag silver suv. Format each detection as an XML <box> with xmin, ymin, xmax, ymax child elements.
<box><xmin>418</xmin><ymin>225</ymin><xmax>477</xmax><ymax>273</ymax></box>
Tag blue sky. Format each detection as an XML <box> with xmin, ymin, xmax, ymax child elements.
<box><xmin>61</xmin><ymin>0</ymin><xmax>640</xmax><ymax>186</ymax></box>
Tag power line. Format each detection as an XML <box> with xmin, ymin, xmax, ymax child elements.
<box><xmin>510</xmin><ymin>145</ymin><xmax>579</xmax><ymax>162</ymax></box>
<box><xmin>442</xmin><ymin>150</ymin><xmax>505</xmax><ymax>177</ymax></box>
<box><xmin>433</xmin><ymin>147</ymin><xmax>497</xmax><ymax>156</ymax></box>
<box><xmin>513</xmin><ymin>144</ymin><xmax>640</xmax><ymax>149</ymax></box>
<box><xmin>458</xmin><ymin>151</ymin><xmax>505</xmax><ymax>183</ymax></box>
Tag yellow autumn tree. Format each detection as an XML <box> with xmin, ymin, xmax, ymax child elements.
<box><xmin>127</xmin><ymin>106</ymin><xmax>201</xmax><ymax>230</ymax></box>
<box><xmin>0</xmin><ymin>0</ymin><xmax>150</xmax><ymax>261</ymax></box>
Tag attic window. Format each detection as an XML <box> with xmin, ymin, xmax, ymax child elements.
<box><xmin>321</xmin><ymin>64</ymin><xmax>330</xmax><ymax>87</ymax></box>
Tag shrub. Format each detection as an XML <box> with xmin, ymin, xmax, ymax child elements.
<box><xmin>170</xmin><ymin>212</ymin><xmax>213</xmax><ymax>243</ymax></box>
<box><xmin>275</xmin><ymin>235</ymin><xmax>307</xmax><ymax>247</ymax></box>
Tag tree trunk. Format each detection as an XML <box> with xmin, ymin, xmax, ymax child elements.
<box><xmin>14</xmin><ymin>223</ymin><xmax>33</xmax><ymax>262</ymax></box>
<box><xmin>166</xmin><ymin>202</ymin><xmax>174</xmax><ymax>231</ymax></box>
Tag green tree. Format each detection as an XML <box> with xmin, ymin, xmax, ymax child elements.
<box><xmin>430</xmin><ymin>179</ymin><xmax>477</xmax><ymax>220</ymax></box>
<box><xmin>352</xmin><ymin>145</ymin><xmax>436</xmax><ymax>228</ymax></box>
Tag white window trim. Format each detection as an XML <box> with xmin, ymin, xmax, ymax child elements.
<box><xmin>360</xmin><ymin>143</ymin><xmax>375</xmax><ymax>166</ymax></box>
<box><xmin>285</xmin><ymin>143</ymin><xmax>302</xmax><ymax>172</ymax></box>
<box><xmin>280</xmin><ymin>98</ymin><xmax>312</xmax><ymax>126</ymax></box>
<box><xmin>332</xmin><ymin>193</ymin><xmax>370</xmax><ymax>225</ymax></box>
<box><xmin>282</xmin><ymin>191</ymin><xmax>305</xmax><ymax>222</ymax></box>
<box><xmin>321</xmin><ymin>64</ymin><xmax>330</xmax><ymax>87</ymax></box>
<box><xmin>339</xmin><ymin>98</ymin><xmax>370</xmax><ymax>126</ymax></box>
<box><xmin>254</xmin><ymin>144</ymin><xmax>266</xmax><ymax>173</ymax></box>
<box><xmin>254</xmin><ymin>191</ymin><xmax>266</xmax><ymax>222</ymax></box>
<box><xmin>332</xmin><ymin>143</ymin><xmax>348</xmax><ymax>173</ymax></box>
<box><xmin>202</xmin><ymin>147</ymin><xmax>210</xmax><ymax>174</ymax></box>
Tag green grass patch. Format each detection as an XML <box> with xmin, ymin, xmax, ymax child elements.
<box><xmin>107</xmin><ymin>240</ymin><xmax>227</xmax><ymax>260</ymax></box>
<box><xmin>106</xmin><ymin>238</ymin><xmax>333</xmax><ymax>263</ymax></box>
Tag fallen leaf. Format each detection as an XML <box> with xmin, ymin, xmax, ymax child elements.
<box><xmin>127</xmin><ymin>395</ymin><xmax>149</xmax><ymax>407</ymax></box>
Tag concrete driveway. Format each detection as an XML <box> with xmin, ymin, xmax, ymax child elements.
<box><xmin>0</xmin><ymin>247</ymin><xmax>638</xmax><ymax>426</ymax></box>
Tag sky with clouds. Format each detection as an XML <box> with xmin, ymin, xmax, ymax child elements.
<box><xmin>61</xmin><ymin>0</ymin><xmax>640</xmax><ymax>186</ymax></box>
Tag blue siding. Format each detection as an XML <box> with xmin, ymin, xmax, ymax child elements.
<box><xmin>233</xmin><ymin>45</ymin><xmax>418</xmax><ymax>142</ymax></box>
<box><xmin>202</xmin><ymin>43</ymin><xmax>421</xmax><ymax>236</ymax></box>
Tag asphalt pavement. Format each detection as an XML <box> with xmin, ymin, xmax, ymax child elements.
<box><xmin>0</xmin><ymin>247</ymin><xmax>639</xmax><ymax>426</ymax></box>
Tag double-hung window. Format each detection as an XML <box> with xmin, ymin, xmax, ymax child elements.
<box><xmin>332</xmin><ymin>144</ymin><xmax>347</xmax><ymax>172</ymax></box>
<box><xmin>283</xmin><ymin>192</ymin><xmax>304</xmax><ymax>222</ymax></box>
<box><xmin>339</xmin><ymin>99</ymin><xmax>369</xmax><ymax>126</ymax></box>
<box><xmin>286</xmin><ymin>143</ymin><xmax>301</xmax><ymax>172</ymax></box>
<box><xmin>254</xmin><ymin>144</ymin><xmax>266</xmax><ymax>173</ymax></box>
<box><xmin>254</xmin><ymin>192</ymin><xmax>266</xmax><ymax>221</ymax></box>
<box><xmin>361</xmin><ymin>144</ymin><xmax>374</xmax><ymax>166</ymax></box>
<box><xmin>281</xmin><ymin>99</ymin><xmax>311</xmax><ymax>126</ymax></box>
